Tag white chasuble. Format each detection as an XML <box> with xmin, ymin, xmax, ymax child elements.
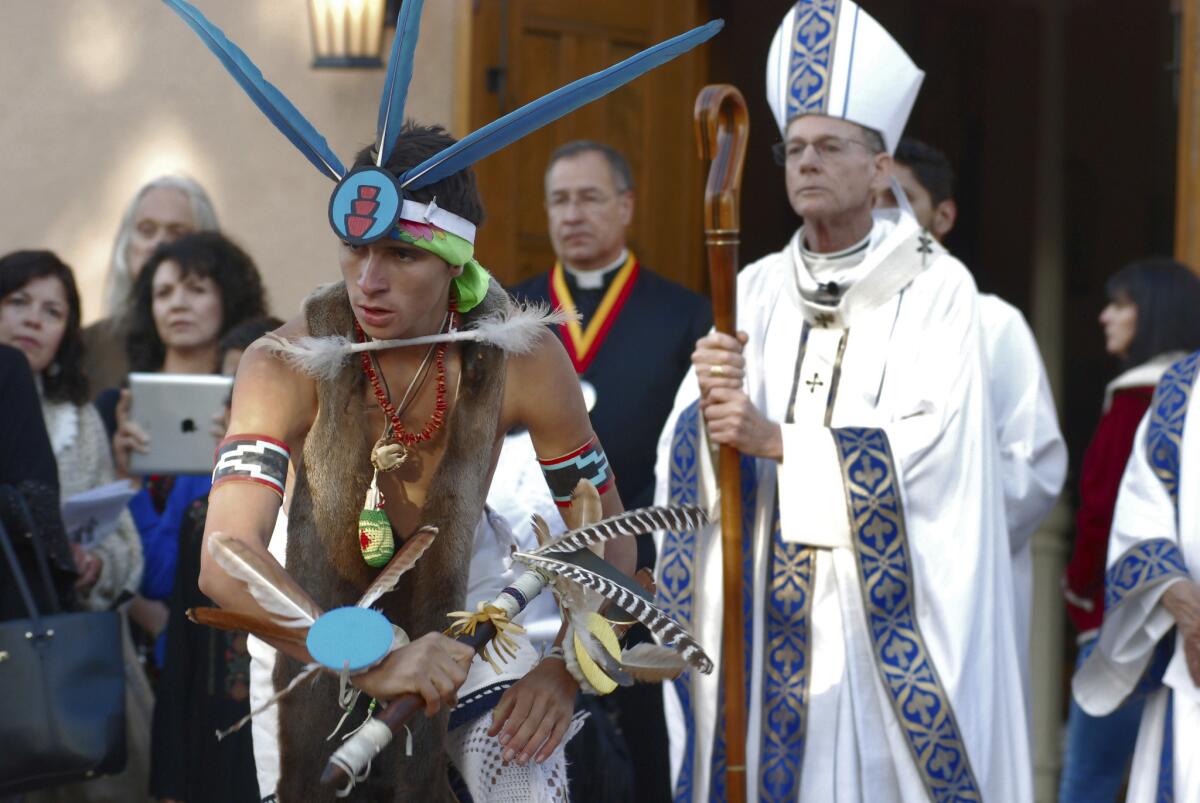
<box><xmin>978</xmin><ymin>294</ymin><xmax>1067</xmax><ymax>717</ymax></box>
<box><xmin>1073</xmin><ymin>352</ymin><xmax>1200</xmax><ymax>802</ymax></box>
<box><xmin>654</xmin><ymin>212</ymin><xmax>1031</xmax><ymax>803</ymax></box>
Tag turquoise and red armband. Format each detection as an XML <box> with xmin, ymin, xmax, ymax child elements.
<box><xmin>212</xmin><ymin>434</ymin><xmax>290</xmax><ymax>497</ymax></box>
<box><xmin>538</xmin><ymin>436</ymin><xmax>614</xmax><ymax>507</ymax></box>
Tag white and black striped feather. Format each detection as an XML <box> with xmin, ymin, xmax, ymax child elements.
<box><xmin>513</xmin><ymin>551</ymin><xmax>713</xmax><ymax>674</ymax></box>
<box><xmin>532</xmin><ymin>506</ymin><xmax>707</xmax><ymax>557</ymax></box>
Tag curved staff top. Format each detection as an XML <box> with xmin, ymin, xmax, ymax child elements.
<box><xmin>162</xmin><ymin>0</ymin><xmax>723</xmax><ymax>314</ymax></box>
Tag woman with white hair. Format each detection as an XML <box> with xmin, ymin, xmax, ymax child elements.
<box><xmin>81</xmin><ymin>175</ymin><xmax>218</xmax><ymax>397</ymax></box>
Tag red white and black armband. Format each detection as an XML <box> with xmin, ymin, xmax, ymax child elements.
<box><xmin>538</xmin><ymin>436</ymin><xmax>614</xmax><ymax>508</ymax></box>
<box><xmin>212</xmin><ymin>435</ymin><xmax>290</xmax><ymax>497</ymax></box>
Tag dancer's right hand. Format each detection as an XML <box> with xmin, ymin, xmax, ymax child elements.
<box><xmin>353</xmin><ymin>632</ymin><xmax>474</xmax><ymax>714</ymax></box>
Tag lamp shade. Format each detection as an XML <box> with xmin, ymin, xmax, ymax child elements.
<box><xmin>308</xmin><ymin>0</ymin><xmax>386</xmax><ymax>68</ymax></box>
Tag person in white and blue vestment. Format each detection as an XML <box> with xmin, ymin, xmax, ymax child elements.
<box><xmin>1074</xmin><ymin>351</ymin><xmax>1200</xmax><ymax>801</ymax></box>
<box><xmin>652</xmin><ymin>2</ymin><xmax>1032</xmax><ymax>801</ymax></box>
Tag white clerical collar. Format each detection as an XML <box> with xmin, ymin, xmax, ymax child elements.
<box><xmin>794</xmin><ymin>213</ymin><xmax>899</xmax><ymax>301</ymax></box>
<box><xmin>564</xmin><ymin>249</ymin><xmax>629</xmax><ymax>289</ymax></box>
<box><xmin>787</xmin><ymin>210</ymin><xmax>928</xmax><ymax>329</ymax></box>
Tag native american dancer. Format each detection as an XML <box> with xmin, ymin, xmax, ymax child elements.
<box><xmin>653</xmin><ymin>2</ymin><xmax>1031</xmax><ymax>801</ymax></box>
<box><xmin>1073</xmin><ymin>352</ymin><xmax>1200</xmax><ymax>801</ymax></box>
<box><xmin>158</xmin><ymin>1</ymin><xmax>722</xmax><ymax>799</ymax></box>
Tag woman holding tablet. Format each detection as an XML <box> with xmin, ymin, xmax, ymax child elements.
<box><xmin>0</xmin><ymin>249</ymin><xmax>152</xmax><ymax>803</ymax></box>
<box><xmin>104</xmin><ymin>232</ymin><xmax>267</xmax><ymax>667</ymax></box>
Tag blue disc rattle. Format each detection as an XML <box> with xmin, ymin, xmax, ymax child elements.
<box><xmin>306</xmin><ymin>606</ymin><xmax>395</xmax><ymax>673</ymax></box>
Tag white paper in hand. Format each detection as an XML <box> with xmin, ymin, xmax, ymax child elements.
<box><xmin>62</xmin><ymin>481</ymin><xmax>137</xmax><ymax>548</ymax></box>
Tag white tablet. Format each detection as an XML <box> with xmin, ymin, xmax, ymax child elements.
<box><xmin>128</xmin><ymin>372</ymin><xmax>233</xmax><ymax>476</ymax></box>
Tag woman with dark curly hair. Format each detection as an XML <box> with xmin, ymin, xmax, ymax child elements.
<box><xmin>0</xmin><ymin>249</ymin><xmax>154</xmax><ymax>803</ymax></box>
<box><xmin>124</xmin><ymin>231</ymin><xmax>267</xmax><ymax>375</ymax></box>
<box><xmin>98</xmin><ymin>231</ymin><xmax>268</xmax><ymax>669</ymax></box>
<box><xmin>81</xmin><ymin>175</ymin><xmax>220</xmax><ymax>396</ymax></box>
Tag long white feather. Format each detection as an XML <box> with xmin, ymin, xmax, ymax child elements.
<box><xmin>618</xmin><ymin>642</ymin><xmax>687</xmax><ymax>682</ymax></box>
<box><xmin>263</xmin><ymin>304</ymin><xmax>576</xmax><ymax>380</ymax></box>
<box><xmin>208</xmin><ymin>531</ymin><xmax>321</xmax><ymax>629</ymax></box>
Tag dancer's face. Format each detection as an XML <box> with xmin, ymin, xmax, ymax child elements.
<box><xmin>339</xmin><ymin>239</ymin><xmax>459</xmax><ymax>339</ymax></box>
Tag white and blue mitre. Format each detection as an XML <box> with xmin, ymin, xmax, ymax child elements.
<box><xmin>766</xmin><ymin>0</ymin><xmax>924</xmax><ymax>153</ymax></box>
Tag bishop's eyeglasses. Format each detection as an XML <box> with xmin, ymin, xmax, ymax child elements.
<box><xmin>772</xmin><ymin>136</ymin><xmax>870</xmax><ymax>166</ymax></box>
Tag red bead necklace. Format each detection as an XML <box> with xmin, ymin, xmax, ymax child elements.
<box><xmin>356</xmin><ymin>302</ymin><xmax>457</xmax><ymax>450</ymax></box>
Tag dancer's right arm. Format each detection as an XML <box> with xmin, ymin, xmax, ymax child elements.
<box><xmin>198</xmin><ymin>323</ymin><xmax>472</xmax><ymax>710</ymax></box>
<box><xmin>198</xmin><ymin>323</ymin><xmax>317</xmax><ymax>663</ymax></box>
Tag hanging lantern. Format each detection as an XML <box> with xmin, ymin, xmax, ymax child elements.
<box><xmin>308</xmin><ymin>0</ymin><xmax>387</xmax><ymax>69</ymax></box>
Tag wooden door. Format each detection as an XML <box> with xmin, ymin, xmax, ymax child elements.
<box><xmin>467</xmin><ymin>0</ymin><xmax>711</xmax><ymax>290</ymax></box>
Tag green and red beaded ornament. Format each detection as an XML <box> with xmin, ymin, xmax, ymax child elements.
<box><xmin>355</xmin><ymin>303</ymin><xmax>456</xmax><ymax>566</ymax></box>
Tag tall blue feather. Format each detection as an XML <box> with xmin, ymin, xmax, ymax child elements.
<box><xmin>400</xmin><ymin>19</ymin><xmax>724</xmax><ymax>189</ymax></box>
<box><xmin>376</xmin><ymin>0</ymin><xmax>425</xmax><ymax>167</ymax></box>
<box><xmin>163</xmin><ymin>0</ymin><xmax>345</xmax><ymax>181</ymax></box>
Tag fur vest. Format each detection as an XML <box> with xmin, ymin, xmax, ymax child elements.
<box><xmin>274</xmin><ymin>281</ymin><xmax>508</xmax><ymax>802</ymax></box>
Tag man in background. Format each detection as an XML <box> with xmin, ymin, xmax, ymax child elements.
<box><xmin>879</xmin><ymin>136</ymin><xmax>1068</xmax><ymax>717</ymax></box>
<box><xmin>510</xmin><ymin>141</ymin><xmax>711</xmax><ymax>802</ymax></box>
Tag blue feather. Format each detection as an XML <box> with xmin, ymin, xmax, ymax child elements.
<box><xmin>376</xmin><ymin>0</ymin><xmax>425</xmax><ymax>167</ymax></box>
<box><xmin>400</xmin><ymin>19</ymin><xmax>724</xmax><ymax>189</ymax></box>
<box><xmin>163</xmin><ymin>0</ymin><xmax>345</xmax><ymax>181</ymax></box>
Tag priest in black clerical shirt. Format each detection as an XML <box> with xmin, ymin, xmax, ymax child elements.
<box><xmin>508</xmin><ymin>141</ymin><xmax>711</xmax><ymax>803</ymax></box>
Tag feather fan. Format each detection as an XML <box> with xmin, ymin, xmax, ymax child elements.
<box><xmin>375</xmin><ymin>0</ymin><xmax>424</xmax><ymax>166</ymax></box>
<box><xmin>618</xmin><ymin>642</ymin><xmax>687</xmax><ymax>682</ymax></box>
<box><xmin>357</xmin><ymin>526</ymin><xmax>437</xmax><ymax>609</ymax></box>
<box><xmin>400</xmin><ymin>20</ymin><xmax>724</xmax><ymax>190</ymax></box>
<box><xmin>533</xmin><ymin>505</ymin><xmax>707</xmax><ymax>557</ymax></box>
<box><xmin>188</xmin><ymin>606</ymin><xmax>309</xmax><ymax>646</ymax></box>
<box><xmin>208</xmin><ymin>531</ymin><xmax>322</xmax><ymax>629</ymax></box>
<box><xmin>163</xmin><ymin>0</ymin><xmax>345</xmax><ymax>181</ymax></box>
<box><xmin>263</xmin><ymin>303</ymin><xmax>575</xmax><ymax>380</ymax></box>
<box><xmin>514</xmin><ymin>551</ymin><xmax>713</xmax><ymax>674</ymax></box>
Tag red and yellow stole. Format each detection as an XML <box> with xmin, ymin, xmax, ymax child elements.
<box><xmin>549</xmin><ymin>253</ymin><xmax>640</xmax><ymax>374</ymax></box>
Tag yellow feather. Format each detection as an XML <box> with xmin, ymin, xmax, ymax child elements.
<box><xmin>572</xmin><ymin>611</ymin><xmax>621</xmax><ymax>694</ymax></box>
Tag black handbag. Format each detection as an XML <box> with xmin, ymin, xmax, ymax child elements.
<box><xmin>0</xmin><ymin>485</ymin><xmax>126</xmax><ymax>795</ymax></box>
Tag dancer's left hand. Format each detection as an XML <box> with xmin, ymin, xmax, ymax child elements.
<box><xmin>488</xmin><ymin>657</ymin><xmax>578</xmax><ymax>764</ymax></box>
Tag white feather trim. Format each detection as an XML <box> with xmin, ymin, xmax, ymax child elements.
<box><xmin>262</xmin><ymin>303</ymin><xmax>576</xmax><ymax>380</ymax></box>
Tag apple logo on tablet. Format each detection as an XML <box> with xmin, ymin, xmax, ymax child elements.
<box><xmin>181</xmin><ymin>418</ymin><xmax>196</xmax><ymax>433</ymax></box>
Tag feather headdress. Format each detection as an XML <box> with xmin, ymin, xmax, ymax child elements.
<box><xmin>163</xmin><ymin>0</ymin><xmax>723</xmax><ymax>247</ymax></box>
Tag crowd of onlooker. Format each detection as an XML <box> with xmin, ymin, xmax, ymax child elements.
<box><xmin>3</xmin><ymin>166</ymin><xmax>1200</xmax><ymax>803</ymax></box>
<box><xmin>0</xmin><ymin>175</ymin><xmax>274</xmax><ymax>803</ymax></box>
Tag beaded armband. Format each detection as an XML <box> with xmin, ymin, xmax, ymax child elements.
<box><xmin>212</xmin><ymin>434</ymin><xmax>290</xmax><ymax>497</ymax></box>
<box><xmin>538</xmin><ymin>436</ymin><xmax>614</xmax><ymax>508</ymax></box>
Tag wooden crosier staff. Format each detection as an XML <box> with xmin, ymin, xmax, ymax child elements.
<box><xmin>695</xmin><ymin>84</ymin><xmax>749</xmax><ymax>802</ymax></box>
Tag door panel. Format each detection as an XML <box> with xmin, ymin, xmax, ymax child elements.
<box><xmin>468</xmin><ymin>0</ymin><xmax>710</xmax><ymax>291</ymax></box>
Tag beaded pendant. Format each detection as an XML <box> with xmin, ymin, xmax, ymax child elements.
<box><xmin>358</xmin><ymin>469</ymin><xmax>394</xmax><ymax>567</ymax></box>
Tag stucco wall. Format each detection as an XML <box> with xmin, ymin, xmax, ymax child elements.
<box><xmin>0</xmin><ymin>0</ymin><xmax>470</xmax><ymax>325</ymax></box>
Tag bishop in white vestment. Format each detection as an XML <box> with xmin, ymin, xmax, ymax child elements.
<box><xmin>655</xmin><ymin>211</ymin><xmax>1032</xmax><ymax>803</ymax></box>
<box><xmin>1073</xmin><ymin>351</ymin><xmax>1200</xmax><ymax>802</ymax></box>
<box><xmin>653</xmin><ymin>3</ymin><xmax>1031</xmax><ymax>801</ymax></box>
